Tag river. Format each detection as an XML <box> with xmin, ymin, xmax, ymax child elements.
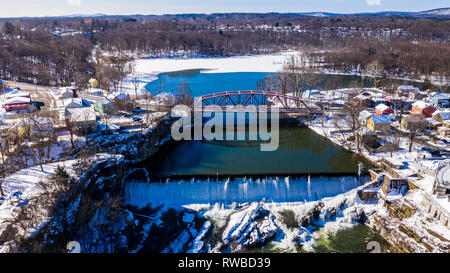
<box><xmin>127</xmin><ymin>69</ymin><xmax>390</xmax><ymax>252</ymax></box>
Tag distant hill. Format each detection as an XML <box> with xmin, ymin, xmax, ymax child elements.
<box><xmin>1</xmin><ymin>8</ymin><xmax>449</xmax><ymax>20</ymax></box>
<box><xmin>418</xmin><ymin>7</ymin><xmax>450</xmax><ymax>16</ymax></box>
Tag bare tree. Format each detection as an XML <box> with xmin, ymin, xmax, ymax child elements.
<box><xmin>177</xmin><ymin>80</ymin><xmax>193</xmax><ymax>106</ymax></box>
<box><xmin>281</xmin><ymin>55</ymin><xmax>310</xmax><ymax>97</ymax></box>
<box><xmin>0</xmin><ymin>165</ymin><xmax>6</xmax><ymax>197</ymax></box>
<box><xmin>31</xmin><ymin>115</ymin><xmax>53</xmax><ymax>172</ymax></box>
<box><xmin>131</xmin><ymin>76</ymin><xmax>140</xmax><ymax>108</ymax></box>
<box><xmin>334</xmin><ymin>90</ymin><xmax>365</xmax><ymax>152</ymax></box>
<box><xmin>406</xmin><ymin>115</ymin><xmax>426</xmax><ymax>152</ymax></box>
<box><xmin>364</xmin><ymin>60</ymin><xmax>384</xmax><ymax>89</ymax></box>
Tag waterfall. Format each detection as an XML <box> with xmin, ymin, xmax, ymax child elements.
<box><xmin>284</xmin><ymin>177</ymin><xmax>290</xmax><ymax>191</ymax></box>
<box><xmin>307</xmin><ymin>175</ymin><xmax>312</xmax><ymax>200</ymax></box>
<box><xmin>224</xmin><ymin>177</ymin><xmax>230</xmax><ymax>193</ymax></box>
<box><xmin>124</xmin><ymin>175</ymin><xmax>370</xmax><ymax>207</ymax></box>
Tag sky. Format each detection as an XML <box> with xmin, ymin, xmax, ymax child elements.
<box><xmin>0</xmin><ymin>0</ymin><xmax>449</xmax><ymax>18</ymax></box>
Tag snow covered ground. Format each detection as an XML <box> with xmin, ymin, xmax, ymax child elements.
<box><xmin>121</xmin><ymin>51</ymin><xmax>298</xmax><ymax>97</ymax></box>
<box><xmin>0</xmin><ymin>159</ymin><xmax>78</xmax><ymax>251</ymax></box>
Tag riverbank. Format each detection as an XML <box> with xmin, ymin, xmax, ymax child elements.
<box><xmin>306</xmin><ymin>110</ymin><xmax>450</xmax><ymax>252</ymax></box>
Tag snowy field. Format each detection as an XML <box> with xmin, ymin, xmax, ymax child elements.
<box><xmin>121</xmin><ymin>51</ymin><xmax>298</xmax><ymax>97</ymax></box>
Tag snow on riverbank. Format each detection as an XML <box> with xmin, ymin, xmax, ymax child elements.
<box><xmin>121</xmin><ymin>51</ymin><xmax>298</xmax><ymax>97</ymax></box>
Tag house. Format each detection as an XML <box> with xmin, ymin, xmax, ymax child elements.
<box><xmin>401</xmin><ymin>115</ymin><xmax>427</xmax><ymax>131</ymax></box>
<box><xmin>411</xmin><ymin>101</ymin><xmax>436</xmax><ymax>118</ymax></box>
<box><xmin>433</xmin><ymin>165</ymin><xmax>450</xmax><ymax>199</ymax></box>
<box><xmin>99</xmin><ymin>123</ymin><xmax>120</xmax><ymax>135</ymax></box>
<box><xmin>367</xmin><ymin>115</ymin><xmax>392</xmax><ymax>132</ymax></box>
<box><xmin>156</xmin><ymin>91</ymin><xmax>177</xmax><ymax>105</ymax></box>
<box><xmin>65</xmin><ymin>107</ymin><xmax>97</xmax><ymax>134</ymax></box>
<box><xmin>88</xmin><ymin>78</ymin><xmax>99</xmax><ymax>88</ymax></box>
<box><xmin>94</xmin><ymin>99</ymin><xmax>116</xmax><ymax>114</ymax></box>
<box><xmin>375</xmin><ymin>103</ymin><xmax>393</xmax><ymax>115</ymax></box>
<box><xmin>437</xmin><ymin>121</ymin><xmax>450</xmax><ymax>137</ymax></box>
<box><xmin>112</xmin><ymin>93</ymin><xmax>133</xmax><ymax>110</ymax></box>
<box><xmin>431</xmin><ymin>93</ymin><xmax>450</xmax><ymax>109</ymax></box>
<box><xmin>5</xmin><ymin>89</ymin><xmax>30</xmax><ymax>99</ymax></box>
<box><xmin>64</xmin><ymin>98</ymin><xmax>83</xmax><ymax>109</ymax></box>
<box><xmin>60</xmin><ymin>86</ymin><xmax>78</xmax><ymax>99</ymax></box>
<box><xmin>359</xmin><ymin>110</ymin><xmax>372</xmax><ymax>126</ymax></box>
<box><xmin>354</xmin><ymin>95</ymin><xmax>374</xmax><ymax>108</ymax></box>
<box><xmin>3</xmin><ymin>96</ymin><xmax>31</xmax><ymax>112</ymax></box>
<box><xmin>397</xmin><ymin>85</ymin><xmax>418</xmax><ymax>96</ymax></box>
<box><xmin>432</xmin><ymin>111</ymin><xmax>450</xmax><ymax>123</ymax></box>
<box><xmin>396</xmin><ymin>85</ymin><xmax>427</xmax><ymax>100</ymax></box>
<box><xmin>426</xmin><ymin>118</ymin><xmax>442</xmax><ymax>129</ymax></box>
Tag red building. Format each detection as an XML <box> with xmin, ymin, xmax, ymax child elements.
<box><xmin>3</xmin><ymin>96</ymin><xmax>31</xmax><ymax>112</ymax></box>
<box><xmin>412</xmin><ymin>101</ymin><xmax>436</xmax><ymax>118</ymax></box>
<box><xmin>375</xmin><ymin>103</ymin><xmax>393</xmax><ymax>116</ymax></box>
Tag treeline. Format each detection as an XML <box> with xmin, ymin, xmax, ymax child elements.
<box><xmin>309</xmin><ymin>40</ymin><xmax>450</xmax><ymax>89</ymax></box>
<box><xmin>0</xmin><ymin>14</ymin><xmax>449</xmax><ymax>88</ymax></box>
<box><xmin>0</xmin><ymin>27</ymin><xmax>94</xmax><ymax>87</ymax></box>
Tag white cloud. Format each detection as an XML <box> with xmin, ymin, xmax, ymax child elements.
<box><xmin>366</xmin><ymin>0</ymin><xmax>381</xmax><ymax>6</ymax></box>
<box><xmin>67</xmin><ymin>0</ymin><xmax>81</xmax><ymax>6</ymax></box>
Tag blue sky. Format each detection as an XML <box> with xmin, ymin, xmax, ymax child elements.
<box><xmin>1</xmin><ymin>0</ymin><xmax>449</xmax><ymax>18</ymax></box>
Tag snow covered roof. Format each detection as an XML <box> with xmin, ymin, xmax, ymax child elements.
<box><xmin>426</xmin><ymin>118</ymin><xmax>441</xmax><ymax>126</ymax></box>
<box><xmin>114</xmin><ymin>93</ymin><xmax>129</xmax><ymax>101</ymax></box>
<box><xmin>433</xmin><ymin>93</ymin><xmax>450</xmax><ymax>100</ymax></box>
<box><xmin>433</xmin><ymin>110</ymin><xmax>450</xmax><ymax>120</ymax></box>
<box><xmin>370</xmin><ymin>115</ymin><xmax>392</xmax><ymax>124</ymax></box>
<box><xmin>97</xmin><ymin>98</ymin><xmax>114</xmax><ymax>105</ymax></box>
<box><xmin>66</xmin><ymin>107</ymin><xmax>96</xmax><ymax>123</ymax></box>
<box><xmin>412</xmin><ymin>101</ymin><xmax>432</xmax><ymax>108</ymax></box>
<box><xmin>398</xmin><ymin>85</ymin><xmax>420</xmax><ymax>92</ymax></box>
<box><xmin>5</xmin><ymin>90</ymin><xmax>30</xmax><ymax>99</ymax></box>
<box><xmin>375</xmin><ymin>103</ymin><xmax>390</xmax><ymax>111</ymax></box>
<box><xmin>436</xmin><ymin>165</ymin><xmax>450</xmax><ymax>188</ymax></box>
<box><xmin>64</xmin><ymin>98</ymin><xmax>82</xmax><ymax>108</ymax></box>
<box><xmin>3</xmin><ymin>96</ymin><xmax>31</xmax><ymax>105</ymax></box>
<box><xmin>359</xmin><ymin>110</ymin><xmax>372</xmax><ymax>121</ymax></box>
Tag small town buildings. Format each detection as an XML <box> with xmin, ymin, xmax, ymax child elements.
<box><xmin>65</xmin><ymin>107</ymin><xmax>97</xmax><ymax>134</ymax></box>
<box><xmin>3</xmin><ymin>96</ymin><xmax>31</xmax><ymax>112</ymax></box>
<box><xmin>156</xmin><ymin>91</ymin><xmax>177</xmax><ymax>105</ymax></box>
<box><xmin>431</xmin><ymin>93</ymin><xmax>450</xmax><ymax>109</ymax></box>
<box><xmin>5</xmin><ymin>89</ymin><xmax>30</xmax><ymax>99</ymax></box>
<box><xmin>411</xmin><ymin>101</ymin><xmax>436</xmax><ymax>118</ymax></box>
<box><xmin>401</xmin><ymin>115</ymin><xmax>427</xmax><ymax>131</ymax></box>
<box><xmin>60</xmin><ymin>87</ymin><xmax>78</xmax><ymax>99</ymax></box>
<box><xmin>94</xmin><ymin>99</ymin><xmax>116</xmax><ymax>114</ymax></box>
<box><xmin>426</xmin><ymin>118</ymin><xmax>442</xmax><ymax>129</ymax></box>
<box><xmin>359</xmin><ymin>110</ymin><xmax>372</xmax><ymax>126</ymax></box>
<box><xmin>375</xmin><ymin>103</ymin><xmax>393</xmax><ymax>115</ymax></box>
<box><xmin>64</xmin><ymin>98</ymin><xmax>83</xmax><ymax>109</ymax></box>
<box><xmin>432</xmin><ymin>111</ymin><xmax>450</xmax><ymax>123</ymax></box>
<box><xmin>99</xmin><ymin>123</ymin><xmax>120</xmax><ymax>135</ymax></box>
<box><xmin>437</xmin><ymin>120</ymin><xmax>450</xmax><ymax>137</ymax></box>
<box><xmin>367</xmin><ymin>115</ymin><xmax>392</xmax><ymax>132</ymax></box>
<box><xmin>397</xmin><ymin>85</ymin><xmax>418</xmax><ymax>96</ymax></box>
<box><xmin>396</xmin><ymin>85</ymin><xmax>427</xmax><ymax>100</ymax></box>
<box><xmin>112</xmin><ymin>93</ymin><xmax>133</xmax><ymax>110</ymax></box>
<box><xmin>354</xmin><ymin>95</ymin><xmax>374</xmax><ymax>108</ymax></box>
<box><xmin>433</xmin><ymin>165</ymin><xmax>450</xmax><ymax>199</ymax></box>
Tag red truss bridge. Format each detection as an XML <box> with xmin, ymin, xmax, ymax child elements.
<box><xmin>190</xmin><ymin>90</ymin><xmax>320</xmax><ymax>113</ymax></box>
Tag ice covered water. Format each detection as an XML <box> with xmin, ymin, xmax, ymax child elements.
<box><xmin>124</xmin><ymin>175</ymin><xmax>370</xmax><ymax>207</ymax></box>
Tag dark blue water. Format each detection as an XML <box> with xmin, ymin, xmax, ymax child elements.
<box><xmin>144</xmin><ymin>69</ymin><xmax>378</xmax><ymax>98</ymax></box>
<box><xmin>145</xmin><ymin>70</ymin><xmax>271</xmax><ymax>97</ymax></box>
